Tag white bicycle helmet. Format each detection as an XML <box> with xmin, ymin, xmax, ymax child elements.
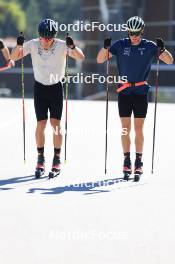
<box><xmin>127</xmin><ymin>16</ymin><xmax>145</xmax><ymax>32</ymax></box>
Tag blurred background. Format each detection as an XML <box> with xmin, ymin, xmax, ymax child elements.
<box><xmin>0</xmin><ymin>0</ymin><xmax>174</xmax><ymax>102</ymax></box>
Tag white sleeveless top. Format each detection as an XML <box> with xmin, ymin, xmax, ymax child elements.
<box><xmin>23</xmin><ymin>38</ymin><xmax>68</xmax><ymax>85</ymax></box>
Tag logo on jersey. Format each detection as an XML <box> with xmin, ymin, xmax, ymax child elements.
<box><xmin>138</xmin><ymin>47</ymin><xmax>146</xmax><ymax>55</ymax></box>
<box><xmin>38</xmin><ymin>42</ymin><xmax>56</xmax><ymax>56</ymax></box>
<box><xmin>123</xmin><ymin>47</ymin><xmax>131</xmax><ymax>56</ymax></box>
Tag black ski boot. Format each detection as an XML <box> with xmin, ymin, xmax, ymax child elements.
<box><xmin>48</xmin><ymin>155</ymin><xmax>61</xmax><ymax>179</ymax></box>
<box><xmin>35</xmin><ymin>155</ymin><xmax>45</xmax><ymax>179</ymax></box>
<box><xmin>134</xmin><ymin>160</ymin><xmax>143</xmax><ymax>182</ymax></box>
<box><xmin>123</xmin><ymin>158</ymin><xmax>132</xmax><ymax>181</ymax></box>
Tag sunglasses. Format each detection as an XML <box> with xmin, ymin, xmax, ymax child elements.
<box><xmin>40</xmin><ymin>37</ymin><xmax>53</xmax><ymax>42</ymax></box>
<box><xmin>128</xmin><ymin>31</ymin><xmax>142</xmax><ymax>36</ymax></box>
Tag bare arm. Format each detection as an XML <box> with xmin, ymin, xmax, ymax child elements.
<box><xmin>1</xmin><ymin>46</ymin><xmax>11</xmax><ymax>62</ymax></box>
<box><xmin>97</xmin><ymin>48</ymin><xmax>112</xmax><ymax>63</ymax></box>
<box><xmin>11</xmin><ymin>45</ymin><xmax>23</xmax><ymax>61</ymax></box>
<box><xmin>156</xmin><ymin>38</ymin><xmax>173</xmax><ymax>64</ymax></box>
<box><xmin>159</xmin><ymin>49</ymin><xmax>174</xmax><ymax>64</ymax></box>
<box><xmin>65</xmin><ymin>36</ymin><xmax>84</xmax><ymax>60</ymax></box>
<box><xmin>68</xmin><ymin>47</ymin><xmax>85</xmax><ymax>60</ymax></box>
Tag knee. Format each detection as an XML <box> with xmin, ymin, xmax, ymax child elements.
<box><xmin>135</xmin><ymin>125</ymin><xmax>143</xmax><ymax>134</ymax></box>
<box><xmin>50</xmin><ymin>119</ymin><xmax>61</xmax><ymax>135</ymax></box>
<box><xmin>50</xmin><ymin>118</ymin><xmax>59</xmax><ymax>128</ymax></box>
<box><xmin>37</xmin><ymin>120</ymin><xmax>47</xmax><ymax>131</ymax></box>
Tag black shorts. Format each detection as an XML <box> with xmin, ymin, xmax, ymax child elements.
<box><xmin>118</xmin><ymin>93</ymin><xmax>148</xmax><ymax>118</ymax></box>
<box><xmin>34</xmin><ymin>81</ymin><xmax>63</xmax><ymax>121</ymax></box>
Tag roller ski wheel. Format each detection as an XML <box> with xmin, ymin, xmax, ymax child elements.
<box><xmin>48</xmin><ymin>156</ymin><xmax>61</xmax><ymax>179</ymax></box>
<box><xmin>35</xmin><ymin>156</ymin><xmax>45</xmax><ymax>179</ymax></box>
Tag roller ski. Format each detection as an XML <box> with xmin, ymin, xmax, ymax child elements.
<box><xmin>123</xmin><ymin>155</ymin><xmax>132</xmax><ymax>181</ymax></box>
<box><xmin>35</xmin><ymin>156</ymin><xmax>45</xmax><ymax>179</ymax></box>
<box><xmin>48</xmin><ymin>155</ymin><xmax>61</xmax><ymax>179</ymax></box>
<box><xmin>134</xmin><ymin>160</ymin><xmax>143</xmax><ymax>182</ymax></box>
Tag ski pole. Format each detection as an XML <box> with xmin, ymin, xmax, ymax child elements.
<box><xmin>64</xmin><ymin>32</ymin><xmax>69</xmax><ymax>164</ymax></box>
<box><xmin>105</xmin><ymin>49</ymin><xmax>109</xmax><ymax>174</ymax></box>
<box><xmin>151</xmin><ymin>50</ymin><xmax>160</xmax><ymax>174</ymax></box>
<box><xmin>20</xmin><ymin>34</ymin><xmax>26</xmax><ymax>164</ymax></box>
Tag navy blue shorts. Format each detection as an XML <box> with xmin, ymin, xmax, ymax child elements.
<box><xmin>34</xmin><ymin>81</ymin><xmax>63</xmax><ymax>121</ymax></box>
<box><xmin>118</xmin><ymin>93</ymin><xmax>148</xmax><ymax>118</ymax></box>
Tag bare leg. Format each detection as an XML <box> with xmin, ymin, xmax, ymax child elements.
<box><xmin>134</xmin><ymin>118</ymin><xmax>145</xmax><ymax>153</ymax></box>
<box><xmin>134</xmin><ymin>118</ymin><xmax>145</xmax><ymax>179</ymax></box>
<box><xmin>120</xmin><ymin>117</ymin><xmax>131</xmax><ymax>153</ymax></box>
<box><xmin>35</xmin><ymin>120</ymin><xmax>47</xmax><ymax>177</ymax></box>
<box><xmin>48</xmin><ymin>118</ymin><xmax>62</xmax><ymax>178</ymax></box>
<box><xmin>120</xmin><ymin>117</ymin><xmax>132</xmax><ymax>179</ymax></box>
<box><xmin>50</xmin><ymin>118</ymin><xmax>62</xmax><ymax>150</ymax></box>
<box><xmin>35</xmin><ymin>120</ymin><xmax>47</xmax><ymax>149</ymax></box>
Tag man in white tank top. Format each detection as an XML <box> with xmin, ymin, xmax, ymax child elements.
<box><xmin>11</xmin><ymin>19</ymin><xmax>85</xmax><ymax>178</ymax></box>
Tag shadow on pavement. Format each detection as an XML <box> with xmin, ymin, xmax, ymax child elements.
<box><xmin>27</xmin><ymin>177</ymin><xmax>134</xmax><ymax>195</ymax></box>
<box><xmin>0</xmin><ymin>175</ymin><xmax>140</xmax><ymax>194</ymax></box>
<box><xmin>0</xmin><ymin>175</ymin><xmax>48</xmax><ymax>191</ymax></box>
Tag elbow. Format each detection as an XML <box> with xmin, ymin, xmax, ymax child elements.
<box><xmin>10</xmin><ymin>54</ymin><xmax>15</xmax><ymax>61</ymax></box>
<box><xmin>76</xmin><ymin>53</ymin><xmax>85</xmax><ymax>61</ymax></box>
<box><xmin>163</xmin><ymin>53</ymin><xmax>174</xmax><ymax>64</ymax></box>
<box><xmin>166</xmin><ymin>58</ymin><xmax>174</xmax><ymax>64</ymax></box>
<box><xmin>97</xmin><ymin>57</ymin><xmax>103</xmax><ymax>64</ymax></box>
<box><xmin>97</xmin><ymin>57</ymin><xmax>100</xmax><ymax>63</ymax></box>
<box><xmin>11</xmin><ymin>50</ymin><xmax>22</xmax><ymax>62</ymax></box>
<box><xmin>80</xmin><ymin>53</ymin><xmax>85</xmax><ymax>60</ymax></box>
<box><xmin>11</xmin><ymin>55</ymin><xmax>17</xmax><ymax>62</ymax></box>
<box><xmin>169</xmin><ymin>57</ymin><xmax>174</xmax><ymax>64</ymax></box>
<box><xmin>75</xmin><ymin>50</ymin><xmax>85</xmax><ymax>61</ymax></box>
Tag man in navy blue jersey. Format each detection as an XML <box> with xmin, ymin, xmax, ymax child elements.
<box><xmin>97</xmin><ymin>16</ymin><xmax>173</xmax><ymax>181</ymax></box>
